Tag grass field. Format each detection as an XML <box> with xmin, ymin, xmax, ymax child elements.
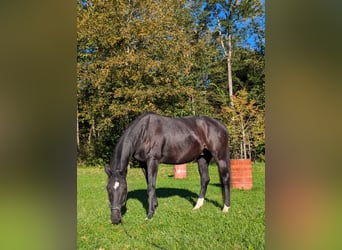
<box><xmin>77</xmin><ymin>162</ymin><xmax>265</xmax><ymax>249</ymax></box>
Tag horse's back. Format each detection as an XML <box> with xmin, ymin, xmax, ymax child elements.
<box><xmin>140</xmin><ymin>113</ymin><xmax>228</xmax><ymax>138</ymax></box>
<box><xmin>143</xmin><ymin>113</ymin><xmax>228</xmax><ymax>150</ymax></box>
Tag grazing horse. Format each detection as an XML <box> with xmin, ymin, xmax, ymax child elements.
<box><xmin>105</xmin><ymin>112</ymin><xmax>230</xmax><ymax>224</ymax></box>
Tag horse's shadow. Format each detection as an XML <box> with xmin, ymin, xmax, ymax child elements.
<box><xmin>125</xmin><ymin>187</ymin><xmax>222</xmax><ymax>215</ymax></box>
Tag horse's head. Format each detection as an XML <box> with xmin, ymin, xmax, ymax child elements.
<box><xmin>105</xmin><ymin>165</ymin><xmax>127</xmax><ymax>225</ymax></box>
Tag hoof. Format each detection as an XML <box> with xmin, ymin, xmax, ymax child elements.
<box><xmin>222</xmin><ymin>205</ymin><xmax>230</xmax><ymax>213</ymax></box>
<box><xmin>145</xmin><ymin>212</ymin><xmax>154</xmax><ymax>221</ymax></box>
<box><xmin>145</xmin><ymin>217</ymin><xmax>153</xmax><ymax>221</ymax></box>
<box><xmin>193</xmin><ymin>198</ymin><xmax>204</xmax><ymax>210</ymax></box>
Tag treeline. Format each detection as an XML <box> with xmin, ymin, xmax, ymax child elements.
<box><xmin>77</xmin><ymin>0</ymin><xmax>265</xmax><ymax>165</ymax></box>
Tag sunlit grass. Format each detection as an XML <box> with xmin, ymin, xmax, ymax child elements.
<box><xmin>77</xmin><ymin>162</ymin><xmax>265</xmax><ymax>249</ymax></box>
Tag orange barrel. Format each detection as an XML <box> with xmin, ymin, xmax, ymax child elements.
<box><xmin>174</xmin><ymin>164</ymin><xmax>187</xmax><ymax>179</ymax></box>
<box><xmin>230</xmin><ymin>159</ymin><xmax>253</xmax><ymax>190</ymax></box>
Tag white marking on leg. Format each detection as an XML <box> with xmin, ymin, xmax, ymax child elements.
<box><xmin>222</xmin><ymin>204</ymin><xmax>230</xmax><ymax>212</ymax></box>
<box><xmin>113</xmin><ymin>181</ymin><xmax>120</xmax><ymax>190</ymax></box>
<box><xmin>193</xmin><ymin>198</ymin><xmax>204</xmax><ymax>210</ymax></box>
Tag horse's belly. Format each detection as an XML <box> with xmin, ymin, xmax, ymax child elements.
<box><xmin>160</xmin><ymin>155</ymin><xmax>197</xmax><ymax>165</ymax></box>
<box><xmin>160</xmin><ymin>141</ymin><xmax>203</xmax><ymax>164</ymax></box>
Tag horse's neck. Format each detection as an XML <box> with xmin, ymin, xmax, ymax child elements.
<box><xmin>112</xmin><ymin>120</ymin><xmax>144</xmax><ymax>172</ymax></box>
<box><xmin>111</xmin><ymin>137</ymin><xmax>132</xmax><ymax>173</ymax></box>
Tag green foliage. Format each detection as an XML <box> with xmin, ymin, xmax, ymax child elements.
<box><xmin>77</xmin><ymin>163</ymin><xmax>265</xmax><ymax>249</ymax></box>
<box><xmin>77</xmin><ymin>0</ymin><xmax>265</xmax><ymax>164</ymax></box>
<box><xmin>223</xmin><ymin>89</ymin><xmax>265</xmax><ymax>160</ymax></box>
<box><xmin>233</xmin><ymin>47</ymin><xmax>265</xmax><ymax>108</ymax></box>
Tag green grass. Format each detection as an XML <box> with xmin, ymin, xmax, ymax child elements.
<box><xmin>77</xmin><ymin>162</ymin><xmax>265</xmax><ymax>249</ymax></box>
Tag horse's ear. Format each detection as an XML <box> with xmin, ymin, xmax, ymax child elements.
<box><xmin>104</xmin><ymin>164</ymin><xmax>112</xmax><ymax>177</ymax></box>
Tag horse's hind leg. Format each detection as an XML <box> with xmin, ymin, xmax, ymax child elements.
<box><xmin>216</xmin><ymin>156</ymin><xmax>230</xmax><ymax>212</ymax></box>
<box><xmin>139</xmin><ymin>161</ymin><xmax>148</xmax><ymax>184</ymax></box>
<box><xmin>193</xmin><ymin>155</ymin><xmax>211</xmax><ymax>210</ymax></box>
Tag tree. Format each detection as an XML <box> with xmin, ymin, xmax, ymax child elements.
<box><xmin>232</xmin><ymin>46</ymin><xmax>265</xmax><ymax>108</ymax></box>
<box><xmin>77</xmin><ymin>0</ymin><xmax>265</xmax><ymax>164</ymax></box>
<box><xmin>202</xmin><ymin>0</ymin><xmax>264</xmax><ymax>106</ymax></box>
<box><xmin>223</xmin><ymin>89</ymin><xmax>264</xmax><ymax>159</ymax></box>
<box><xmin>77</xmin><ymin>0</ymin><xmax>202</xmax><ymax>163</ymax></box>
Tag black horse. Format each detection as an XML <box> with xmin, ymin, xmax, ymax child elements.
<box><xmin>105</xmin><ymin>112</ymin><xmax>230</xmax><ymax>224</ymax></box>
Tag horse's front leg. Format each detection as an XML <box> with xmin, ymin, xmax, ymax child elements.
<box><xmin>194</xmin><ymin>156</ymin><xmax>210</xmax><ymax>210</ymax></box>
<box><xmin>146</xmin><ymin>158</ymin><xmax>159</xmax><ymax>220</ymax></box>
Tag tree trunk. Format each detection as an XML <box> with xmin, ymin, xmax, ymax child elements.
<box><xmin>191</xmin><ymin>94</ymin><xmax>195</xmax><ymax>115</ymax></box>
<box><xmin>241</xmin><ymin>116</ymin><xmax>247</xmax><ymax>159</ymax></box>
<box><xmin>227</xmin><ymin>33</ymin><xmax>234</xmax><ymax>107</ymax></box>
<box><xmin>242</xmin><ymin>127</ymin><xmax>247</xmax><ymax>159</ymax></box>
<box><xmin>88</xmin><ymin>117</ymin><xmax>95</xmax><ymax>145</ymax></box>
<box><xmin>240</xmin><ymin>142</ymin><xmax>243</xmax><ymax>159</ymax></box>
<box><xmin>248</xmin><ymin>140</ymin><xmax>251</xmax><ymax>159</ymax></box>
<box><xmin>76</xmin><ymin>109</ymin><xmax>80</xmax><ymax>150</ymax></box>
<box><xmin>215</xmin><ymin>10</ymin><xmax>233</xmax><ymax>107</ymax></box>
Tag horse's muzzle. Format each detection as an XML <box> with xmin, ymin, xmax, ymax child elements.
<box><xmin>111</xmin><ymin>210</ymin><xmax>122</xmax><ymax>224</ymax></box>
